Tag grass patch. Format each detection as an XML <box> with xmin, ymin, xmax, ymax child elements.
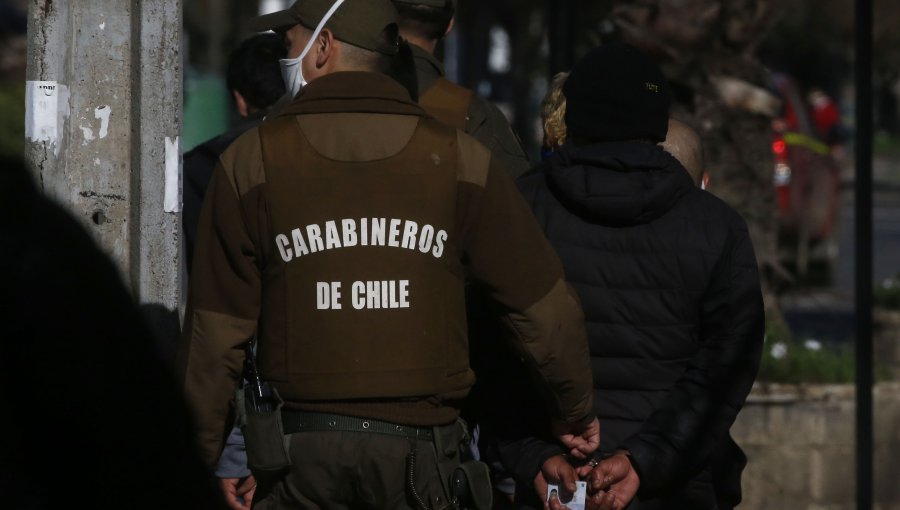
<box><xmin>758</xmin><ymin>317</ymin><xmax>894</xmax><ymax>383</ymax></box>
<box><xmin>874</xmin><ymin>132</ymin><xmax>900</xmax><ymax>156</ymax></box>
<box><xmin>874</xmin><ymin>274</ymin><xmax>900</xmax><ymax>310</ymax></box>
<box><xmin>758</xmin><ymin>337</ymin><xmax>855</xmax><ymax>384</ymax></box>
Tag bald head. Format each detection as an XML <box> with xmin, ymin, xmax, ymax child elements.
<box><xmin>661</xmin><ymin>119</ymin><xmax>704</xmax><ymax>186</ymax></box>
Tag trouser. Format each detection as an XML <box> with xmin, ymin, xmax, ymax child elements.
<box><xmin>252</xmin><ymin>418</ymin><xmax>466</xmax><ymax>510</ymax></box>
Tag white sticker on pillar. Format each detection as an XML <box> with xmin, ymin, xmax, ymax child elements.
<box><xmin>25</xmin><ymin>81</ymin><xmax>59</xmax><ymax>144</ymax></box>
<box><xmin>94</xmin><ymin>105</ymin><xmax>111</xmax><ymax>139</ymax></box>
<box><xmin>164</xmin><ymin>136</ymin><xmax>182</xmax><ymax>213</ymax></box>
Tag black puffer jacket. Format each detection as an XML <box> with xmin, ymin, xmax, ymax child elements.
<box><xmin>507</xmin><ymin>141</ymin><xmax>764</xmax><ymax>509</ymax></box>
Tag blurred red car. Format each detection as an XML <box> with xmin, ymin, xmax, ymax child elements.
<box><xmin>770</xmin><ymin>74</ymin><xmax>842</xmax><ymax>282</ymax></box>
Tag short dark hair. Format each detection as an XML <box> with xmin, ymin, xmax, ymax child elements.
<box><xmin>394</xmin><ymin>2</ymin><xmax>454</xmax><ymax>41</ymax></box>
<box><xmin>225</xmin><ymin>33</ymin><xmax>286</xmax><ymax>111</ymax></box>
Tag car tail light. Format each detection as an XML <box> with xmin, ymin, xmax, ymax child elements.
<box><xmin>773</xmin><ymin>136</ymin><xmax>792</xmax><ymax>215</ymax></box>
<box><xmin>773</xmin><ymin>140</ymin><xmax>787</xmax><ymax>157</ymax></box>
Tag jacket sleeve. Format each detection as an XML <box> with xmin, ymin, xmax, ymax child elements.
<box><xmin>620</xmin><ymin>213</ymin><xmax>764</xmax><ymax>496</ymax></box>
<box><xmin>178</xmin><ymin>160</ymin><xmax>261</xmax><ymax>468</ymax></box>
<box><xmin>456</xmin><ymin>132</ymin><xmax>593</xmax><ymax>425</ymax></box>
<box><xmin>496</xmin><ymin>436</ymin><xmax>565</xmax><ymax>488</ymax></box>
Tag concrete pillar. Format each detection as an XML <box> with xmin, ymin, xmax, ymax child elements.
<box><xmin>25</xmin><ymin>0</ymin><xmax>184</xmax><ymax>353</ymax></box>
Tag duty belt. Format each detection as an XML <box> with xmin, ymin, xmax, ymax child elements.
<box><xmin>281</xmin><ymin>410</ymin><xmax>435</xmax><ymax>442</ymax></box>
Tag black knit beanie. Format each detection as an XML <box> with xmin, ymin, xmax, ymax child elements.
<box><xmin>563</xmin><ymin>42</ymin><xmax>672</xmax><ymax>143</ymax></box>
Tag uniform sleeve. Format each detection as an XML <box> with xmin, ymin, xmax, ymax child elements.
<box><xmin>620</xmin><ymin>214</ymin><xmax>764</xmax><ymax>496</ymax></box>
<box><xmin>465</xmin><ymin>96</ymin><xmax>532</xmax><ymax>179</ymax></box>
<box><xmin>178</xmin><ymin>161</ymin><xmax>261</xmax><ymax>468</ymax></box>
<box><xmin>457</xmin><ymin>133</ymin><xmax>593</xmax><ymax>425</ymax></box>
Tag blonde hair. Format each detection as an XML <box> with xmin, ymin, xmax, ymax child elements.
<box><xmin>541</xmin><ymin>72</ymin><xmax>569</xmax><ymax>149</ymax></box>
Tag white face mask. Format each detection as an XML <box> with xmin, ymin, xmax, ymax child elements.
<box><xmin>280</xmin><ymin>0</ymin><xmax>346</xmax><ymax>98</ymax></box>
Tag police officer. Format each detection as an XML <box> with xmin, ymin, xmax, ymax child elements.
<box><xmin>391</xmin><ymin>0</ymin><xmax>531</xmax><ymax>178</ymax></box>
<box><xmin>180</xmin><ymin>1</ymin><xmax>598</xmax><ymax>508</ymax></box>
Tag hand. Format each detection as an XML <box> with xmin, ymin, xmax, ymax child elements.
<box><xmin>552</xmin><ymin>417</ymin><xmax>600</xmax><ymax>460</ymax></box>
<box><xmin>583</xmin><ymin>452</ymin><xmax>640</xmax><ymax>510</ymax></box>
<box><xmin>534</xmin><ymin>454</ymin><xmax>577</xmax><ymax>510</ymax></box>
<box><xmin>220</xmin><ymin>475</ymin><xmax>257</xmax><ymax>510</ymax></box>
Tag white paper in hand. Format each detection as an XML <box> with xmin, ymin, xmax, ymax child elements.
<box><xmin>546</xmin><ymin>481</ymin><xmax>587</xmax><ymax>510</ymax></box>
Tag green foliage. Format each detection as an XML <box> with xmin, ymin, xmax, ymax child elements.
<box><xmin>0</xmin><ymin>83</ymin><xmax>25</xmax><ymax>160</ymax></box>
<box><xmin>758</xmin><ymin>313</ymin><xmax>858</xmax><ymax>383</ymax></box>
<box><xmin>874</xmin><ymin>133</ymin><xmax>900</xmax><ymax>156</ymax></box>
<box><xmin>758</xmin><ymin>336</ymin><xmax>855</xmax><ymax>384</ymax></box>
<box><xmin>874</xmin><ymin>274</ymin><xmax>900</xmax><ymax>310</ymax></box>
<box><xmin>758</xmin><ymin>306</ymin><xmax>898</xmax><ymax>383</ymax></box>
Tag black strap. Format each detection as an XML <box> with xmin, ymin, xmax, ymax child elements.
<box><xmin>281</xmin><ymin>410</ymin><xmax>435</xmax><ymax>442</ymax></box>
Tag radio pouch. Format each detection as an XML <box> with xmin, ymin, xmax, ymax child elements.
<box><xmin>451</xmin><ymin>460</ymin><xmax>493</xmax><ymax>510</ymax></box>
<box><xmin>235</xmin><ymin>386</ymin><xmax>292</xmax><ymax>473</ymax></box>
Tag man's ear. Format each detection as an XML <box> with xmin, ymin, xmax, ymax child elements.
<box><xmin>314</xmin><ymin>28</ymin><xmax>335</xmax><ymax>69</ymax></box>
<box><xmin>445</xmin><ymin>16</ymin><xmax>455</xmax><ymax>37</ymax></box>
<box><xmin>232</xmin><ymin>90</ymin><xmax>250</xmax><ymax>118</ymax></box>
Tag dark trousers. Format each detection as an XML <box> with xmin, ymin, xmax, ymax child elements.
<box><xmin>253</xmin><ymin>425</ymin><xmax>464</xmax><ymax>509</ymax></box>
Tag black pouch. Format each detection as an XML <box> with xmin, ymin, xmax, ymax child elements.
<box><xmin>235</xmin><ymin>386</ymin><xmax>292</xmax><ymax>474</ymax></box>
<box><xmin>450</xmin><ymin>460</ymin><xmax>493</xmax><ymax>510</ymax></box>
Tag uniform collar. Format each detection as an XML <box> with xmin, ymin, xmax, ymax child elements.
<box><xmin>276</xmin><ymin>71</ymin><xmax>427</xmax><ymax>118</ymax></box>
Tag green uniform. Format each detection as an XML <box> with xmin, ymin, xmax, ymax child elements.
<box><xmin>180</xmin><ymin>72</ymin><xmax>593</xmax><ymax>508</ymax></box>
<box><xmin>411</xmin><ymin>44</ymin><xmax>531</xmax><ymax>179</ymax></box>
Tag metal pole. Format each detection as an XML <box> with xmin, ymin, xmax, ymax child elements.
<box><xmin>854</xmin><ymin>0</ymin><xmax>873</xmax><ymax>508</ymax></box>
<box><xmin>25</xmin><ymin>0</ymin><xmax>184</xmax><ymax>357</ymax></box>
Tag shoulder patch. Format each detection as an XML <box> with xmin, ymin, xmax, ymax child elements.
<box><xmin>456</xmin><ymin>130</ymin><xmax>491</xmax><ymax>188</ymax></box>
<box><xmin>218</xmin><ymin>127</ymin><xmax>266</xmax><ymax>198</ymax></box>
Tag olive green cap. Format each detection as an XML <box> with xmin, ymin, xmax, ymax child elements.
<box><xmin>249</xmin><ymin>0</ymin><xmax>400</xmax><ymax>55</ymax></box>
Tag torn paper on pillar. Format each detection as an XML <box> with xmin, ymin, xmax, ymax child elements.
<box><xmin>164</xmin><ymin>136</ymin><xmax>182</xmax><ymax>213</ymax></box>
<box><xmin>25</xmin><ymin>81</ymin><xmax>60</xmax><ymax>144</ymax></box>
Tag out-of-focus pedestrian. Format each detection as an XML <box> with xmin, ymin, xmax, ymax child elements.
<box><xmin>178</xmin><ymin>0</ymin><xmax>599</xmax><ymax>508</ymax></box>
<box><xmin>0</xmin><ymin>156</ymin><xmax>226</xmax><ymax>510</ymax></box>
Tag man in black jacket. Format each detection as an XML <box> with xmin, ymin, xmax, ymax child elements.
<box><xmin>183</xmin><ymin>33</ymin><xmax>286</xmax><ymax>272</ymax></box>
<box><xmin>499</xmin><ymin>43</ymin><xmax>764</xmax><ymax>510</ymax></box>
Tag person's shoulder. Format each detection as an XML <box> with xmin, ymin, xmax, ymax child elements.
<box><xmin>514</xmin><ymin>161</ymin><xmax>552</xmax><ymax>205</ymax></box>
<box><xmin>467</xmin><ymin>93</ymin><xmax>506</xmax><ymax>125</ymax></box>
<box><xmin>516</xmin><ymin>161</ymin><xmax>549</xmax><ymax>185</ymax></box>
<box><xmin>220</xmin><ymin>125</ymin><xmax>264</xmax><ymax>163</ymax></box>
<box><xmin>215</xmin><ymin>125</ymin><xmax>267</xmax><ymax>196</ymax></box>
<box><xmin>447</xmin><ymin>126</ymin><xmax>493</xmax><ymax>187</ymax></box>
<box><xmin>681</xmin><ymin>187</ymin><xmax>752</xmax><ymax>235</ymax></box>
